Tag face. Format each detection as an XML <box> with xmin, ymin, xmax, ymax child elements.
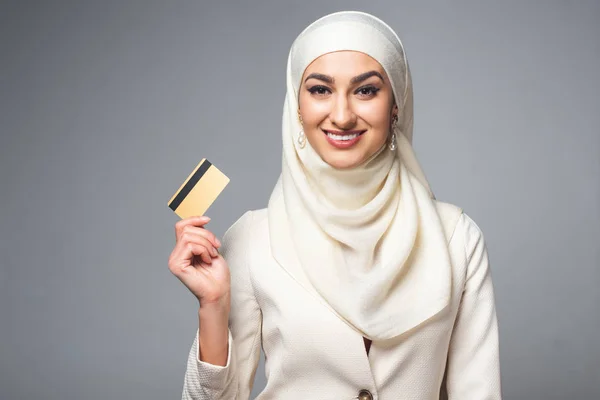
<box><xmin>298</xmin><ymin>51</ymin><xmax>398</xmax><ymax>169</ymax></box>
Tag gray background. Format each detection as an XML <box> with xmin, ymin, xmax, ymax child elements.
<box><xmin>1</xmin><ymin>1</ymin><xmax>598</xmax><ymax>399</ymax></box>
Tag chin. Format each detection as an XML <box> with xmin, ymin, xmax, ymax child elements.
<box><xmin>321</xmin><ymin>152</ymin><xmax>366</xmax><ymax>170</ymax></box>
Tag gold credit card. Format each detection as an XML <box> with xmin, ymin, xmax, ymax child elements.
<box><xmin>168</xmin><ymin>158</ymin><xmax>230</xmax><ymax>219</ymax></box>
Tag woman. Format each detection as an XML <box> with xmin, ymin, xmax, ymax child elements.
<box><xmin>169</xmin><ymin>11</ymin><xmax>501</xmax><ymax>400</ymax></box>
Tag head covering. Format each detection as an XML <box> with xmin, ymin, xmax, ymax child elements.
<box><xmin>267</xmin><ymin>11</ymin><xmax>456</xmax><ymax>340</ymax></box>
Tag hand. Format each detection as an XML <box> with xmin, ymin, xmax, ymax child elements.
<box><xmin>168</xmin><ymin>216</ymin><xmax>230</xmax><ymax>308</ymax></box>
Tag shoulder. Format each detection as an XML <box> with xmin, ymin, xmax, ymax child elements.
<box><xmin>448</xmin><ymin>207</ymin><xmax>491</xmax><ymax>284</ymax></box>
<box><xmin>434</xmin><ymin>200</ymin><xmax>494</xmax><ymax>290</ymax></box>
<box><xmin>458</xmin><ymin>212</ymin><xmax>489</xmax><ymax>271</ymax></box>
<box><xmin>432</xmin><ymin>199</ymin><xmax>464</xmax><ymax>244</ymax></box>
<box><xmin>451</xmin><ymin>212</ymin><xmax>495</xmax><ymax>296</ymax></box>
<box><xmin>220</xmin><ymin>208</ymin><xmax>269</xmax><ymax>257</ymax></box>
<box><xmin>222</xmin><ymin>208</ymin><xmax>268</xmax><ymax>239</ymax></box>
<box><xmin>433</xmin><ymin>199</ymin><xmax>488</xmax><ymax>261</ymax></box>
<box><xmin>219</xmin><ymin>209</ymin><xmax>268</xmax><ymax>290</ymax></box>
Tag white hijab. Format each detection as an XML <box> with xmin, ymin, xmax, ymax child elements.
<box><xmin>267</xmin><ymin>11</ymin><xmax>455</xmax><ymax>341</ymax></box>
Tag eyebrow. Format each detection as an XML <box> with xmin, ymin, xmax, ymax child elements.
<box><xmin>304</xmin><ymin>73</ymin><xmax>334</xmax><ymax>84</ymax></box>
<box><xmin>304</xmin><ymin>70</ymin><xmax>385</xmax><ymax>85</ymax></box>
<box><xmin>351</xmin><ymin>70</ymin><xmax>385</xmax><ymax>84</ymax></box>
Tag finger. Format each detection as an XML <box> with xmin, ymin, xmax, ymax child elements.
<box><xmin>185</xmin><ymin>242</ymin><xmax>213</xmax><ymax>265</ymax></box>
<box><xmin>170</xmin><ymin>241</ymin><xmax>200</xmax><ymax>268</ymax></box>
<box><xmin>180</xmin><ymin>225</ymin><xmax>221</xmax><ymax>249</ymax></box>
<box><xmin>175</xmin><ymin>216</ymin><xmax>211</xmax><ymax>238</ymax></box>
<box><xmin>173</xmin><ymin>238</ymin><xmax>213</xmax><ymax>265</ymax></box>
<box><xmin>180</xmin><ymin>232</ymin><xmax>218</xmax><ymax>257</ymax></box>
<box><xmin>168</xmin><ymin>245</ymin><xmax>207</xmax><ymax>276</ymax></box>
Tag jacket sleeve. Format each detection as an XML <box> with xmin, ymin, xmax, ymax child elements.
<box><xmin>182</xmin><ymin>211</ymin><xmax>263</xmax><ymax>399</ymax></box>
<box><xmin>444</xmin><ymin>213</ymin><xmax>502</xmax><ymax>399</ymax></box>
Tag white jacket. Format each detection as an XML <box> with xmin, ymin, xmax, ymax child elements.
<box><xmin>181</xmin><ymin>202</ymin><xmax>502</xmax><ymax>399</ymax></box>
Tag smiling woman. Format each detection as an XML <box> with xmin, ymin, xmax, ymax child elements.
<box><xmin>298</xmin><ymin>51</ymin><xmax>398</xmax><ymax>169</ymax></box>
<box><xmin>170</xmin><ymin>10</ymin><xmax>502</xmax><ymax>400</ymax></box>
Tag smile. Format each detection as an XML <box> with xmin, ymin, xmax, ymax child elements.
<box><xmin>322</xmin><ymin>129</ymin><xmax>366</xmax><ymax>148</ymax></box>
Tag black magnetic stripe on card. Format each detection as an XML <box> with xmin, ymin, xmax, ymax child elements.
<box><xmin>169</xmin><ymin>160</ymin><xmax>212</xmax><ymax>211</ymax></box>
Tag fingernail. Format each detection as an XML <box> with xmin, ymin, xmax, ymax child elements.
<box><xmin>216</xmin><ymin>238</ymin><xmax>221</xmax><ymax>247</ymax></box>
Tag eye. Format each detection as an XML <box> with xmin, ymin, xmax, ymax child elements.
<box><xmin>307</xmin><ymin>85</ymin><xmax>331</xmax><ymax>96</ymax></box>
<box><xmin>355</xmin><ymin>85</ymin><xmax>380</xmax><ymax>98</ymax></box>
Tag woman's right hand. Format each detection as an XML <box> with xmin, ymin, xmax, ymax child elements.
<box><xmin>168</xmin><ymin>216</ymin><xmax>230</xmax><ymax>308</ymax></box>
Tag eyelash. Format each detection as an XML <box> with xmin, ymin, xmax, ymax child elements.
<box><xmin>307</xmin><ymin>85</ymin><xmax>380</xmax><ymax>97</ymax></box>
<box><xmin>356</xmin><ymin>85</ymin><xmax>380</xmax><ymax>97</ymax></box>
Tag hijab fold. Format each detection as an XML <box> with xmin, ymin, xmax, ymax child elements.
<box><xmin>267</xmin><ymin>11</ymin><xmax>459</xmax><ymax>341</ymax></box>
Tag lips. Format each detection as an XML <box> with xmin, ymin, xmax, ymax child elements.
<box><xmin>322</xmin><ymin>129</ymin><xmax>366</xmax><ymax>148</ymax></box>
<box><xmin>322</xmin><ymin>129</ymin><xmax>365</xmax><ymax>136</ymax></box>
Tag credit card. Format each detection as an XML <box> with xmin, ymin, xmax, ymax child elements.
<box><xmin>168</xmin><ymin>158</ymin><xmax>230</xmax><ymax>219</ymax></box>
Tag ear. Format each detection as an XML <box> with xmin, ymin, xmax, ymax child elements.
<box><xmin>391</xmin><ymin>104</ymin><xmax>399</xmax><ymax>120</ymax></box>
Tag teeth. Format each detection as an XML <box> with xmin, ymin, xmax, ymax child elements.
<box><xmin>326</xmin><ymin>132</ymin><xmax>360</xmax><ymax>141</ymax></box>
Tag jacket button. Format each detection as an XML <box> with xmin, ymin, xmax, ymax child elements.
<box><xmin>358</xmin><ymin>389</ymin><xmax>373</xmax><ymax>400</ymax></box>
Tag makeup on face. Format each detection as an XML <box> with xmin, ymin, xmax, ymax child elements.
<box><xmin>322</xmin><ymin>129</ymin><xmax>366</xmax><ymax>149</ymax></box>
<box><xmin>298</xmin><ymin>51</ymin><xmax>395</xmax><ymax>168</ymax></box>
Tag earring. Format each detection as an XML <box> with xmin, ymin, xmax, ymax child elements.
<box><xmin>389</xmin><ymin>132</ymin><xmax>397</xmax><ymax>151</ymax></box>
<box><xmin>389</xmin><ymin>114</ymin><xmax>398</xmax><ymax>151</ymax></box>
<box><xmin>298</xmin><ymin>130</ymin><xmax>306</xmax><ymax>149</ymax></box>
<box><xmin>297</xmin><ymin>109</ymin><xmax>306</xmax><ymax>149</ymax></box>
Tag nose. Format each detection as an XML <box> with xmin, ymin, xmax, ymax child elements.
<box><xmin>329</xmin><ymin>94</ymin><xmax>356</xmax><ymax>129</ymax></box>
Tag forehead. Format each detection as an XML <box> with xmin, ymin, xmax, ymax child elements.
<box><xmin>302</xmin><ymin>50</ymin><xmax>385</xmax><ymax>78</ymax></box>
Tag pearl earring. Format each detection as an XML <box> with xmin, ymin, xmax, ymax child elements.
<box><xmin>297</xmin><ymin>109</ymin><xmax>306</xmax><ymax>149</ymax></box>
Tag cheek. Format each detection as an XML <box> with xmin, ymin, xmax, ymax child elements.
<box><xmin>354</xmin><ymin>101</ymin><xmax>391</xmax><ymax>135</ymax></box>
<box><xmin>299</xmin><ymin>96</ymin><xmax>328</xmax><ymax>127</ymax></box>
